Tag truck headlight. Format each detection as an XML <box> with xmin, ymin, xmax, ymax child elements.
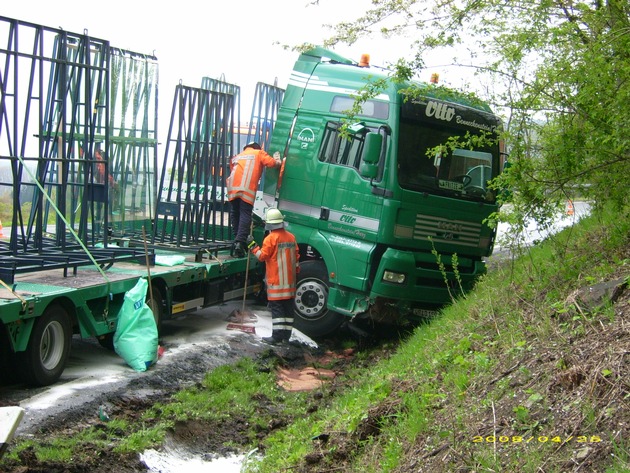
<box><xmin>382</xmin><ymin>270</ymin><xmax>406</xmax><ymax>284</ymax></box>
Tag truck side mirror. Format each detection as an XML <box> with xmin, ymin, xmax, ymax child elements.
<box><xmin>359</xmin><ymin>132</ymin><xmax>382</xmax><ymax>179</ymax></box>
<box><xmin>363</xmin><ymin>132</ymin><xmax>382</xmax><ymax>164</ymax></box>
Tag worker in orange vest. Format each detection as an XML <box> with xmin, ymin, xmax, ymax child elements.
<box><xmin>247</xmin><ymin>209</ymin><xmax>300</xmax><ymax>344</ymax></box>
<box><xmin>227</xmin><ymin>142</ymin><xmax>281</xmax><ymax>257</ymax></box>
<box><xmin>94</xmin><ymin>148</ymin><xmax>119</xmax><ymax>220</ymax></box>
<box><xmin>95</xmin><ymin>148</ymin><xmax>116</xmax><ymax>188</ymax></box>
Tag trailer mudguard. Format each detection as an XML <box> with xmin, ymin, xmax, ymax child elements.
<box><xmin>4</xmin><ymin>318</ymin><xmax>36</xmax><ymax>353</ymax></box>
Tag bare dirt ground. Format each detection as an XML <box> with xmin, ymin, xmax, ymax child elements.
<box><xmin>0</xmin><ymin>333</ymin><xmax>260</xmax><ymax>471</ymax></box>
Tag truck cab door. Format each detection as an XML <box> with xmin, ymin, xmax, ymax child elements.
<box><xmin>315</xmin><ymin>123</ymin><xmax>384</xmax><ymax>287</ymax></box>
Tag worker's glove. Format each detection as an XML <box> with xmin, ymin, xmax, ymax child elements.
<box><xmin>246</xmin><ymin>235</ymin><xmax>256</xmax><ymax>250</ymax></box>
<box><xmin>273</xmin><ymin>151</ymin><xmax>282</xmax><ymax>166</ymax></box>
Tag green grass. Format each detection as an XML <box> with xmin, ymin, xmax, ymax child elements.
<box><xmin>0</xmin><ymin>191</ymin><xmax>63</xmax><ymax>227</ymax></box>
<box><xmin>0</xmin><ymin>194</ymin><xmax>14</xmax><ymax>225</ymax></box>
<box><xmin>0</xmin><ymin>357</ymin><xmax>313</xmax><ymax>469</ymax></box>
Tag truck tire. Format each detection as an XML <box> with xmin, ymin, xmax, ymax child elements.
<box><xmin>18</xmin><ymin>304</ymin><xmax>72</xmax><ymax>387</ymax></box>
<box><xmin>293</xmin><ymin>260</ymin><xmax>345</xmax><ymax>338</ymax></box>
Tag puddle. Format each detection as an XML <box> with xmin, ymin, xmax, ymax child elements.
<box><xmin>140</xmin><ymin>444</ymin><xmax>260</xmax><ymax>472</ymax></box>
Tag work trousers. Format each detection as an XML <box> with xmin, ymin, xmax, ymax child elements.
<box><xmin>230</xmin><ymin>198</ymin><xmax>253</xmax><ymax>243</ymax></box>
<box><xmin>269</xmin><ymin>299</ymin><xmax>294</xmax><ymax>340</ymax></box>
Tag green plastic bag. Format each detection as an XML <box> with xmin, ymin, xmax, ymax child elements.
<box><xmin>114</xmin><ymin>278</ymin><xmax>158</xmax><ymax>372</ymax></box>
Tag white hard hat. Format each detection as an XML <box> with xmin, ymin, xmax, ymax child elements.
<box><xmin>265</xmin><ymin>208</ymin><xmax>284</xmax><ymax>224</ymax></box>
<box><xmin>265</xmin><ymin>208</ymin><xmax>285</xmax><ymax>230</ymax></box>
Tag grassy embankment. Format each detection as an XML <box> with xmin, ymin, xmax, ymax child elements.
<box><xmin>248</xmin><ymin>204</ymin><xmax>629</xmax><ymax>472</ymax></box>
<box><xmin>1</xmin><ymin>204</ymin><xmax>628</xmax><ymax>473</ymax></box>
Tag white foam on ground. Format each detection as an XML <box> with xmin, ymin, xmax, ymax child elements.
<box><xmin>140</xmin><ymin>446</ymin><xmax>260</xmax><ymax>473</ymax></box>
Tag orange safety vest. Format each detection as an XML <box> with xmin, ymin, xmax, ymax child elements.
<box><xmin>226</xmin><ymin>148</ymin><xmax>278</xmax><ymax>205</ymax></box>
<box><xmin>253</xmin><ymin>228</ymin><xmax>300</xmax><ymax>300</ymax></box>
<box><xmin>96</xmin><ymin>159</ymin><xmax>115</xmax><ymax>186</ymax></box>
<box><xmin>96</xmin><ymin>153</ymin><xmax>114</xmax><ymax>187</ymax></box>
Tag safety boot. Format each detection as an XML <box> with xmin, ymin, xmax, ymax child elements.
<box><xmin>232</xmin><ymin>241</ymin><xmax>246</xmax><ymax>258</ymax></box>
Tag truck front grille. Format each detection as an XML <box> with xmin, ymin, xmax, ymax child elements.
<box><xmin>412</xmin><ymin>214</ymin><xmax>481</xmax><ymax>248</ymax></box>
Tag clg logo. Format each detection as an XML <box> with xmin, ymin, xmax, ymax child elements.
<box><xmin>426</xmin><ymin>101</ymin><xmax>455</xmax><ymax>122</ymax></box>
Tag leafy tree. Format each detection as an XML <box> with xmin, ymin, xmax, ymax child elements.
<box><xmin>310</xmin><ymin>0</ymin><xmax>630</xmax><ymax>228</ymax></box>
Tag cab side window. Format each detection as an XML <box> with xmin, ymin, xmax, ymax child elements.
<box><xmin>318</xmin><ymin>121</ymin><xmax>366</xmax><ymax>170</ymax></box>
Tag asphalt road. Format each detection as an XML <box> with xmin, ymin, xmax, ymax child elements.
<box><xmin>493</xmin><ymin>201</ymin><xmax>591</xmax><ymax>253</ymax></box>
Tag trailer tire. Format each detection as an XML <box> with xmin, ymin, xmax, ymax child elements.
<box><xmin>18</xmin><ymin>305</ymin><xmax>72</xmax><ymax>387</ymax></box>
<box><xmin>293</xmin><ymin>260</ymin><xmax>344</xmax><ymax>338</ymax></box>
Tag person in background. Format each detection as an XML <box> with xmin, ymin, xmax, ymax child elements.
<box><xmin>227</xmin><ymin>142</ymin><xmax>281</xmax><ymax>257</ymax></box>
<box><xmin>247</xmin><ymin>208</ymin><xmax>299</xmax><ymax>345</ymax></box>
<box><xmin>94</xmin><ymin>148</ymin><xmax>119</xmax><ymax>220</ymax></box>
<box><xmin>95</xmin><ymin>148</ymin><xmax>116</xmax><ymax>188</ymax></box>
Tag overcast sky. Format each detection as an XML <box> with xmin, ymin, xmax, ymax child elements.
<box><xmin>2</xmin><ymin>0</ymin><xmax>416</xmax><ymax>110</ymax></box>
<box><xmin>3</xmin><ymin>0</ymin><xmax>492</xmax><ymax>138</ymax></box>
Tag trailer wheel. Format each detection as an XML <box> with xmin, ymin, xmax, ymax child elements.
<box><xmin>293</xmin><ymin>260</ymin><xmax>344</xmax><ymax>338</ymax></box>
<box><xmin>18</xmin><ymin>305</ymin><xmax>72</xmax><ymax>387</ymax></box>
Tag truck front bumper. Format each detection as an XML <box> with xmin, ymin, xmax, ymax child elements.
<box><xmin>370</xmin><ymin>247</ymin><xmax>486</xmax><ymax>305</ymax></box>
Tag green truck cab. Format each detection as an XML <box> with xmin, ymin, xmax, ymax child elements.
<box><xmin>261</xmin><ymin>47</ymin><xmax>503</xmax><ymax>337</ymax></box>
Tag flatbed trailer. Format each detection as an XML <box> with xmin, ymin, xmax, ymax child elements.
<box><xmin>0</xmin><ymin>244</ymin><xmax>261</xmax><ymax>387</ymax></box>
<box><xmin>0</xmin><ymin>17</ymin><xmax>277</xmax><ymax>388</ymax></box>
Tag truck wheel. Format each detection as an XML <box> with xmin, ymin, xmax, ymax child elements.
<box><xmin>18</xmin><ymin>305</ymin><xmax>72</xmax><ymax>387</ymax></box>
<box><xmin>146</xmin><ymin>285</ymin><xmax>164</xmax><ymax>335</ymax></box>
<box><xmin>293</xmin><ymin>260</ymin><xmax>345</xmax><ymax>338</ymax></box>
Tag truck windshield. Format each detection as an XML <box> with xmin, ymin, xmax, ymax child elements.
<box><xmin>396</xmin><ymin>118</ymin><xmax>499</xmax><ymax>203</ymax></box>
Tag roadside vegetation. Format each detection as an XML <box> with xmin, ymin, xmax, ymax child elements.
<box><xmin>249</xmin><ymin>203</ymin><xmax>628</xmax><ymax>472</ymax></box>
<box><xmin>0</xmin><ymin>192</ymin><xmax>15</xmax><ymax>225</ymax></box>
<box><xmin>1</xmin><ymin>202</ymin><xmax>627</xmax><ymax>473</ymax></box>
